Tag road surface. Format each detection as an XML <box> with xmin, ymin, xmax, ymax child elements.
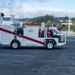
<box><xmin>0</xmin><ymin>36</ymin><xmax>75</xmax><ymax>75</ymax></box>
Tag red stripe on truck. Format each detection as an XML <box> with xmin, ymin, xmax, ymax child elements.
<box><xmin>20</xmin><ymin>35</ymin><xmax>44</xmax><ymax>44</ymax></box>
<box><xmin>0</xmin><ymin>28</ymin><xmax>44</xmax><ymax>45</ymax></box>
<box><xmin>0</xmin><ymin>28</ymin><xmax>15</xmax><ymax>34</ymax></box>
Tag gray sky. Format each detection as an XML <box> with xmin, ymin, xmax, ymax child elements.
<box><xmin>0</xmin><ymin>0</ymin><xmax>75</xmax><ymax>18</ymax></box>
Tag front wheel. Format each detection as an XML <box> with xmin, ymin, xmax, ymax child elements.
<box><xmin>46</xmin><ymin>42</ymin><xmax>54</xmax><ymax>49</ymax></box>
<box><xmin>11</xmin><ymin>40</ymin><xmax>20</xmax><ymax>49</ymax></box>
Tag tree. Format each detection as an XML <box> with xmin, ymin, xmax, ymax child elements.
<box><xmin>63</xmin><ymin>15</ymin><xmax>69</xmax><ymax>23</ymax></box>
<box><xmin>46</xmin><ymin>20</ymin><xmax>51</xmax><ymax>28</ymax></box>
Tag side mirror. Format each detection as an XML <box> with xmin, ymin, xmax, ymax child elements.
<box><xmin>0</xmin><ymin>13</ymin><xmax>4</xmax><ymax>17</ymax></box>
<box><xmin>62</xmin><ymin>24</ymin><xmax>65</xmax><ymax>27</ymax></box>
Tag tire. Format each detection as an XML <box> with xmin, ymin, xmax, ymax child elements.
<box><xmin>46</xmin><ymin>42</ymin><xmax>54</xmax><ymax>49</ymax></box>
<box><xmin>11</xmin><ymin>40</ymin><xmax>20</xmax><ymax>49</ymax></box>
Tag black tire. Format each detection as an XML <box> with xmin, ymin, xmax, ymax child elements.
<box><xmin>11</xmin><ymin>40</ymin><xmax>20</xmax><ymax>49</ymax></box>
<box><xmin>46</xmin><ymin>42</ymin><xmax>54</xmax><ymax>49</ymax></box>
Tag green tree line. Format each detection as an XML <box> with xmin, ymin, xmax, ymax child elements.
<box><xmin>29</xmin><ymin>15</ymin><xmax>75</xmax><ymax>31</ymax></box>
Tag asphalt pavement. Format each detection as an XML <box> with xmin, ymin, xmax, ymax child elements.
<box><xmin>0</xmin><ymin>35</ymin><xmax>75</xmax><ymax>75</ymax></box>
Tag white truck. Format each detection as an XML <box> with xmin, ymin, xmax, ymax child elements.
<box><xmin>0</xmin><ymin>22</ymin><xmax>66</xmax><ymax>49</ymax></box>
<box><xmin>0</xmin><ymin>13</ymin><xmax>66</xmax><ymax>49</ymax></box>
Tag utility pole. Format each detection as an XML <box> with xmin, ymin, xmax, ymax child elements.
<box><xmin>68</xmin><ymin>17</ymin><xmax>71</xmax><ymax>34</ymax></box>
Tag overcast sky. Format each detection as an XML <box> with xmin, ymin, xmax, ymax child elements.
<box><xmin>0</xmin><ymin>0</ymin><xmax>75</xmax><ymax>18</ymax></box>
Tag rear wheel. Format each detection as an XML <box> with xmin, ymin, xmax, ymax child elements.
<box><xmin>46</xmin><ymin>42</ymin><xmax>54</xmax><ymax>49</ymax></box>
<box><xmin>11</xmin><ymin>40</ymin><xmax>20</xmax><ymax>49</ymax></box>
